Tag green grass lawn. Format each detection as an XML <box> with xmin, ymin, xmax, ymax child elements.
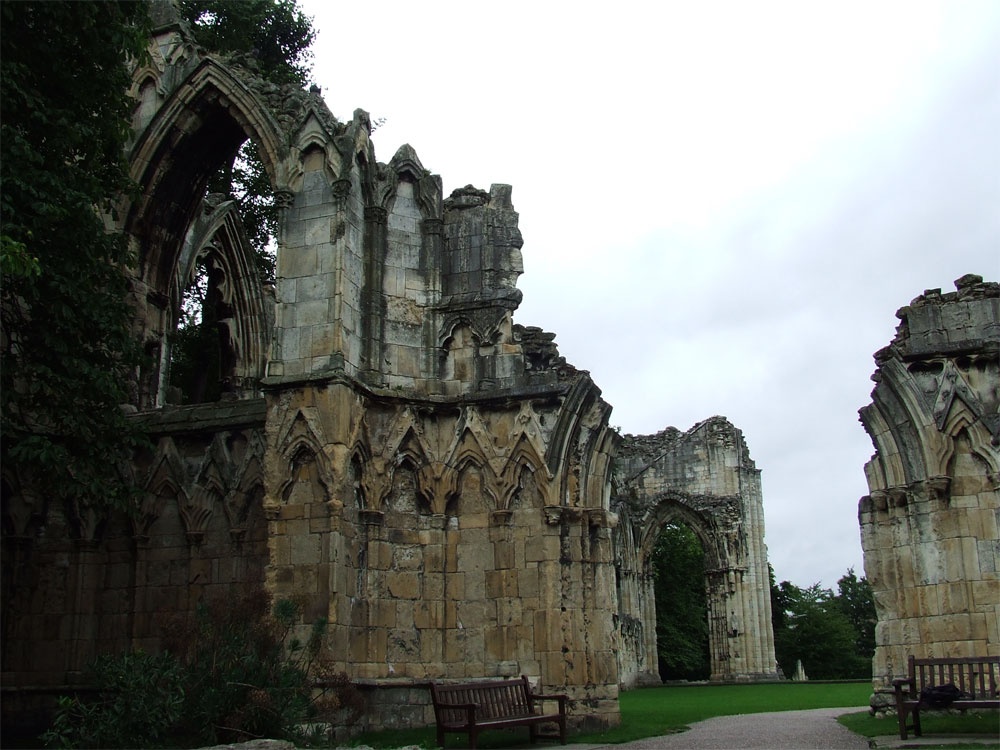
<box><xmin>837</xmin><ymin>709</ymin><xmax>1000</xmax><ymax>745</ymax></box>
<box><xmin>347</xmin><ymin>682</ymin><xmax>999</xmax><ymax>749</ymax></box>
<box><xmin>573</xmin><ymin>681</ymin><xmax>873</xmax><ymax>745</ymax></box>
<box><xmin>349</xmin><ymin>681</ymin><xmax>874</xmax><ymax>748</ymax></box>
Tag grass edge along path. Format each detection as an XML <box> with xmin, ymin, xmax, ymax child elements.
<box><xmin>836</xmin><ymin>709</ymin><xmax>1000</xmax><ymax>743</ymax></box>
<box><xmin>572</xmin><ymin>681</ymin><xmax>872</xmax><ymax>745</ymax></box>
<box><xmin>351</xmin><ymin>681</ymin><xmax>874</xmax><ymax>748</ymax></box>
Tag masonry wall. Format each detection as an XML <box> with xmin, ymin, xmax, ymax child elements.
<box><xmin>859</xmin><ymin>274</ymin><xmax>1000</xmax><ymax>695</ymax></box>
<box><xmin>1</xmin><ymin>401</ymin><xmax>269</xmax><ymax>736</ymax></box>
<box><xmin>3</xmin><ymin>9</ymin><xmax>789</xmax><ymax>738</ymax></box>
<box><xmin>613</xmin><ymin>417</ymin><xmax>779</xmax><ymax>685</ymax></box>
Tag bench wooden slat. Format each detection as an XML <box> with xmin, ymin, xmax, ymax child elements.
<box><xmin>893</xmin><ymin>655</ymin><xmax>1000</xmax><ymax>740</ymax></box>
<box><xmin>430</xmin><ymin>675</ymin><xmax>568</xmax><ymax>749</ymax></box>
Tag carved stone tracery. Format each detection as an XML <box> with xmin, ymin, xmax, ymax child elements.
<box><xmin>1</xmin><ymin>13</ymin><xmax>787</xmax><ymax>738</ymax></box>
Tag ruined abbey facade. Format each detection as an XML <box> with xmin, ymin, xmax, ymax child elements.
<box><xmin>1</xmin><ymin>5</ymin><xmax>779</xmax><ymax>733</ymax></box>
<box><xmin>858</xmin><ymin>275</ymin><xmax>999</xmax><ymax>702</ymax></box>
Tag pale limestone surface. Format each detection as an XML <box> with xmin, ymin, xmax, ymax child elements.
<box><xmin>1</xmin><ymin>6</ymin><xmax>783</xmax><ymax>739</ymax></box>
<box><xmin>858</xmin><ymin>275</ymin><xmax>1000</xmax><ymax>699</ymax></box>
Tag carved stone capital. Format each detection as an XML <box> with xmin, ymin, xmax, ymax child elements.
<box><xmin>925</xmin><ymin>475</ymin><xmax>951</xmax><ymax>503</ymax></box>
<box><xmin>586</xmin><ymin>508</ymin><xmax>618</xmax><ymax>528</ymax></box>
<box><xmin>542</xmin><ymin>505</ymin><xmax>584</xmax><ymax>525</ymax></box>
<box><xmin>273</xmin><ymin>189</ymin><xmax>295</xmax><ymax>210</ymax></box>
<box><xmin>869</xmin><ymin>490</ymin><xmax>888</xmax><ymax>512</ymax></box>
<box><xmin>491</xmin><ymin>509</ymin><xmax>514</xmax><ymax>526</ymax></box>
<box><xmin>888</xmin><ymin>488</ymin><xmax>909</xmax><ymax>508</ymax></box>
<box><xmin>365</xmin><ymin>206</ymin><xmax>388</xmax><ymax>225</ymax></box>
<box><xmin>331</xmin><ymin>179</ymin><xmax>351</xmax><ymax>202</ymax></box>
<box><xmin>421</xmin><ymin>218</ymin><xmax>443</xmax><ymax>236</ymax></box>
<box><xmin>543</xmin><ymin>506</ymin><xmax>563</xmax><ymax>525</ymax></box>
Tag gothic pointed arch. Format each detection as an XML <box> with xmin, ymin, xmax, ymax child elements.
<box><xmin>168</xmin><ymin>197</ymin><xmax>270</xmax><ymax>399</ymax></box>
<box><xmin>613</xmin><ymin>418</ymin><xmax>778</xmax><ymax>685</ymax></box>
<box><xmin>127</xmin><ymin>58</ymin><xmax>290</xmax><ymax>295</ymax></box>
<box><xmin>498</xmin><ymin>432</ymin><xmax>548</xmax><ymax>510</ymax></box>
<box><xmin>635</xmin><ymin>492</ymin><xmax>719</xmax><ymax>570</ymax></box>
<box><xmin>143</xmin><ymin>438</ymin><xmax>189</xmax><ymax>504</ymax></box>
<box><xmin>859</xmin><ymin>276</ymin><xmax>999</xmax><ymax>694</ymax></box>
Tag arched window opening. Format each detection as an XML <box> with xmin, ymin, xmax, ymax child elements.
<box><xmin>208</xmin><ymin>140</ymin><xmax>278</xmax><ymax>284</ymax></box>
<box><xmin>652</xmin><ymin>523</ymin><xmax>710</xmax><ymax>681</ymax></box>
<box><xmin>169</xmin><ymin>253</ymin><xmax>232</xmax><ymax>404</ymax></box>
<box><xmin>162</xmin><ymin>138</ymin><xmax>277</xmax><ymax>406</ymax></box>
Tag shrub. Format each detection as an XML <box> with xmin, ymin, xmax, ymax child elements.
<box><xmin>40</xmin><ymin>651</ymin><xmax>185</xmax><ymax>749</ymax></box>
<box><xmin>42</xmin><ymin>589</ymin><xmax>360</xmax><ymax>748</ymax></box>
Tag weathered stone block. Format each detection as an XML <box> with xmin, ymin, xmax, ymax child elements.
<box><xmin>289</xmin><ymin>534</ymin><xmax>321</xmax><ymax>565</ymax></box>
<box><xmin>386</xmin><ymin>572</ymin><xmax>421</xmax><ymax>599</ymax></box>
<box><xmin>525</xmin><ymin>535</ymin><xmax>560</xmax><ymax>563</ymax></box>
<box><xmin>422</xmin><ymin>570</ymin><xmax>444</xmax><ymax>600</ymax></box>
<box><xmin>517</xmin><ymin>567</ymin><xmax>539</xmax><ymax>599</ymax></box>
<box><xmin>413</xmin><ymin>600</ymin><xmax>444</xmax><ymax>630</ymax></box>
<box><xmin>485</xmin><ymin>569</ymin><xmax>518</xmax><ymax>598</ymax></box>
<box><xmin>493</xmin><ymin>540</ymin><xmax>515</xmax><ymax>569</ymax></box>
<box><xmin>445</xmin><ymin>573</ymin><xmax>464</xmax><ymax>601</ymax></box>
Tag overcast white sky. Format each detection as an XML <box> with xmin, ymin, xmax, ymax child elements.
<box><xmin>299</xmin><ymin>0</ymin><xmax>1000</xmax><ymax>591</ymax></box>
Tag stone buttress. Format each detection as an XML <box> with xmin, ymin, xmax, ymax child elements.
<box><xmin>858</xmin><ymin>274</ymin><xmax>999</xmax><ymax>705</ymax></box>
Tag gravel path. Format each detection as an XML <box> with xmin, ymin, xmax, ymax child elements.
<box><xmin>574</xmin><ymin>706</ymin><xmax>871</xmax><ymax>750</ymax></box>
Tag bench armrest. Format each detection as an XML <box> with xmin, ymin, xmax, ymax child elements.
<box><xmin>532</xmin><ymin>692</ymin><xmax>569</xmax><ymax>711</ymax></box>
<box><xmin>892</xmin><ymin>677</ymin><xmax>916</xmax><ymax>711</ymax></box>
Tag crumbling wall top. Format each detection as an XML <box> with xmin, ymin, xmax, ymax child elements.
<box><xmin>876</xmin><ymin>274</ymin><xmax>1000</xmax><ymax>364</ymax></box>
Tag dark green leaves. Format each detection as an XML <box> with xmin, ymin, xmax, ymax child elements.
<box><xmin>652</xmin><ymin>524</ymin><xmax>711</xmax><ymax>680</ymax></box>
<box><xmin>179</xmin><ymin>0</ymin><xmax>316</xmax><ymax>86</ymax></box>
<box><xmin>769</xmin><ymin>568</ymin><xmax>876</xmax><ymax>680</ymax></box>
<box><xmin>1</xmin><ymin>1</ymin><xmax>151</xmax><ymax>514</ymax></box>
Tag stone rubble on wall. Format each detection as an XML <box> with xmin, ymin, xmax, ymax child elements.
<box><xmin>0</xmin><ymin>4</ymin><xmax>784</xmax><ymax>739</ymax></box>
<box><xmin>858</xmin><ymin>274</ymin><xmax>999</xmax><ymax>699</ymax></box>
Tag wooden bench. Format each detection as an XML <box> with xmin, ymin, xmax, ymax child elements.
<box><xmin>429</xmin><ymin>675</ymin><xmax>568</xmax><ymax>749</ymax></box>
<box><xmin>892</xmin><ymin>655</ymin><xmax>999</xmax><ymax>740</ymax></box>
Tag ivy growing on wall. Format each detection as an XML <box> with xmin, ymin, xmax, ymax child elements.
<box><xmin>1</xmin><ymin>1</ymin><xmax>151</xmax><ymax>513</ymax></box>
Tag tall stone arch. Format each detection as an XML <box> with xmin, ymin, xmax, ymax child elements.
<box><xmin>613</xmin><ymin>417</ymin><xmax>779</xmax><ymax>685</ymax></box>
<box><xmin>859</xmin><ymin>275</ymin><xmax>999</xmax><ymax>705</ymax></box>
<box><xmin>2</xmin><ymin>5</ymin><xmax>788</xmax><ymax>737</ymax></box>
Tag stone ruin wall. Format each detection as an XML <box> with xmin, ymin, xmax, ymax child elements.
<box><xmin>1</xmin><ymin>400</ymin><xmax>270</xmax><ymax>732</ymax></box>
<box><xmin>1</xmin><ymin>5</ymin><xmax>783</xmax><ymax>736</ymax></box>
<box><xmin>614</xmin><ymin>418</ymin><xmax>779</xmax><ymax>685</ymax></box>
<box><xmin>859</xmin><ymin>274</ymin><xmax>999</xmax><ymax>702</ymax></box>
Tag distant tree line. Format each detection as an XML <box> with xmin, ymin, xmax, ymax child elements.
<box><xmin>653</xmin><ymin>525</ymin><xmax>876</xmax><ymax>681</ymax></box>
<box><xmin>770</xmin><ymin>566</ymin><xmax>876</xmax><ymax>680</ymax></box>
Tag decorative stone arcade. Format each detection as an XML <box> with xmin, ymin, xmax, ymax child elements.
<box><xmin>1</xmin><ymin>3</ymin><xmax>781</xmax><ymax>736</ymax></box>
<box><xmin>126</xmin><ymin>5</ymin><xmax>622</xmax><ymax>729</ymax></box>
<box><xmin>858</xmin><ymin>275</ymin><xmax>999</xmax><ymax>703</ymax></box>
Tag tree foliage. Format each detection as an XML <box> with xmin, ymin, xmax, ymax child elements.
<box><xmin>179</xmin><ymin>0</ymin><xmax>315</xmax><ymax>87</ymax></box>
<box><xmin>168</xmin><ymin>1</ymin><xmax>317</xmax><ymax>401</ymax></box>
<box><xmin>179</xmin><ymin>0</ymin><xmax>315</xmax><ymax>279</ymax></box>
<box><xmin>770</xmin><ymin>569</ymin><xmax>875</xmax><ymax>680</ymax></box>
<box><xmin>836</xmin><ymin>567</ymin><xmax>877</xmax><ymax>662</ymax></box>
<box><xmin>652</xmin><ymin>524</ymin><xmax>710</xmax><ymax>680</ymax></box>
<box><xmin>1</xmin><ymin>1</ymin><xmax>151</xmax><ymax>513</ymax></box>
